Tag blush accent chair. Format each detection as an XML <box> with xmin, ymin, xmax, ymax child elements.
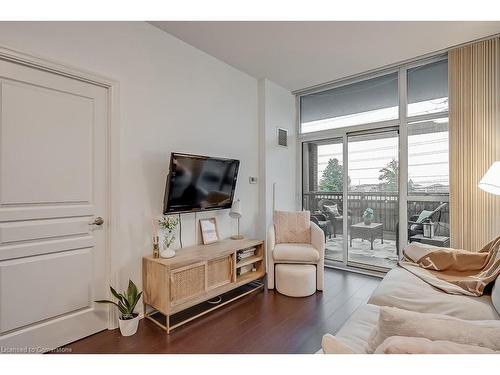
<box><xmin>267</xmin><ymin>210</ymin><xmax>325</xmax><ymax>296</ymax></box>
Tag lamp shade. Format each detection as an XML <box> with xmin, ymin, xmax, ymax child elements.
<box><xmin>478</xmin><ymin>161</ymin><xmax>500</xmax><ymax>195</ymax></box>
<box><xmin>229</xmin><ymin>199</ymin><xmax>242</xmax><ymax>219</ymax></box>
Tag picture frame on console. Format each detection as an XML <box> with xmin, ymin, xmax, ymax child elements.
<box><xmin>200</xmin><ymin>218</ymin><xmax>219</xmax><ymax>244</ymax></box>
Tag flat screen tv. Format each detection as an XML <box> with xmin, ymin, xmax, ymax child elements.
<box><xmin>163</xmin><ymin>153</ymin><xmax>240</xmax><ymax>214</ymax></box>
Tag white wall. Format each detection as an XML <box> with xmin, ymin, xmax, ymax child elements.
<box><xmin>258</xmin><ymin>79</ymin><xmax>298</xmax><ymax>237</ymax></box>
<box><xmin>0</xmin><ymin>22</ymin><xmax>260</xmax><ymax>296</ymax></box>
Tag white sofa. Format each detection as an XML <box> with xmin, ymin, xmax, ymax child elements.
<box><xmin>321</xmin><ymin>266</ymin><xmax>500</xmax><ymax>353</ymax></box>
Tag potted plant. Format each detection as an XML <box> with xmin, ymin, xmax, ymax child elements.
<box><xmin>362</xmin><ymin>208</ymin><xmax>374</xmax><ymax>225</ymax></box>
<box><xmin>96</xmin><ymin>280</ymin><xmax>142</xmax><ymax>336</ymax></box>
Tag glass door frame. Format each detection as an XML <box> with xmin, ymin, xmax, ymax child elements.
<box><xmin>344</xmin><ymin>127</ymin><xmax>400</xmax><ymax>272</ymax></box>
<box><xmin>300</xmin><ymin>121</ymin><xmax>401</xmax><ymax>273</ymax></box>
<box><xmin>297</xmin><ymin>54</ymin><xmax>449</xmax><ymax>274</ymax></box>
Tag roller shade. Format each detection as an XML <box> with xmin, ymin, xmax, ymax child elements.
<box><xmin>407</xmin><ymin>59</ymin><xmax>448</xmax><ymax>104</ymax></box>
<box><xmin>300</xmin><ymin>72</ymin><xmax>398</xmax><ymax>124</ymax></box>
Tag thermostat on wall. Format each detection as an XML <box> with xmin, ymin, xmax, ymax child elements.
<box><xmin>249</xmin><ymin>177</ymin><xmax>258</xmax><ymax>184</ymax></box>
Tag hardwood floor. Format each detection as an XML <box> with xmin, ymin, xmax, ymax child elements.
<box><xmin>58</xmin><ymin>269</ymin><xmax>380</xmax><ymax>354</ymax></box>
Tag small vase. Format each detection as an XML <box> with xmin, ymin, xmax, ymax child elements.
<box><xmin>160</xmin><ymin>246</ymin><xmax>175</xmax><ymax>258</ymax></box>
<box><xmin>159</xmin><ymin>229</ymin><xmax>176</xmax><ymax>258</ymax></box>
<box><xmin>364</xmin><ymin>218</ymin><xmax>372</xmax><ymax>225</ymax></box>
<box><xmin>118</xmin><ymin>314</ymin><xmax>139</xmax><ymax>336</ymax></box>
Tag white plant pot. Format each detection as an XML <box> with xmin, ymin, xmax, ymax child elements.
<box><xmin>160</xmin><ymin>247</ymin><xmax>175</xmax><ymax>258</ymax></box>
<box><xmin>118</xmin><ymin>315</ymin><xmax>139</xmax><ymax>336</ymax></box>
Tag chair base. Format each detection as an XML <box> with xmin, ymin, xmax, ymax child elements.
<box><xmin>275</xmin><ymin>264</ymin><xmax>317</xmax><ymax>297</ymax></box>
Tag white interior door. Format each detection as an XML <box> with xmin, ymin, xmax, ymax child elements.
<box><xmin>0</xmin><ymin>58</ymin><xmax>108</xmax><ymax>352</ymax></box>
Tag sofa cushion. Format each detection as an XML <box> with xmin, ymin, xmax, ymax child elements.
<box><xmin>334</xmin><ymin>304</ymin><xmax>379</xmax><ymax>354</ymax></box>
<box><xmin>273</xmin><ymin>243</ymin><xmax>319</xmax><ymax>262</ymax></box>
<box><xmin>368</xmin><ymin>267</ymin><xmax>499</xmax><ymax>320</ymax></box>
<box><xmin>492</xmin><ymin>279</ymin><xmax>500</xmax><ymax>315</ymax></box>
<box><xmin>368</xmin><ymin>306</ymin><xmax>500</xmax><ymax>352</ymax></box>
<box><xmin>374</xmin><ymin>336</ymin><xmax>499</xmax><ymax>354</ymax></box>
<box><xmin>274</xmin><ymin>210</ymin><xmax>311</xmax><ymax>244</ymax></box>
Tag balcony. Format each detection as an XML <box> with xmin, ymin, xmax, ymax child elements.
<box><xmin>304</xmin><ymin>191</ymin><xmax>450</xmax><ymax>269</ymax></box>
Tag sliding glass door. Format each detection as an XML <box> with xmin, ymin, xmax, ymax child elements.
<box><xmin>346</xmin><ymin>130</ymin><xmax>399</xmax><ymax>270</ymax></box>
<box><xmin>302</xmin><ymin>138</ymin><xmax>345</xmax><ymax>263</ymax></box>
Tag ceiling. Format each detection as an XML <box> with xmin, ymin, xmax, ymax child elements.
<box><xmin>150</xmin><ymin>21</ymin><xmax>500</xmax><ymax>92</ymax></box>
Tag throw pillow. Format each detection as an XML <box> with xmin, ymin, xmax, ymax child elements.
<box><xmin>274</xmin><ymin>210</ymin><xmax>311</xmax><ymax>244</ymax></box>
<box><xmin>416</xmin><ymin>210</ymin><xmax>433</xmax><ymax>223</ymax></box>
<box><xmin>374</xmin><ymin>336</ymin><xmax>499</xmax><ymax>354</ymax></box>
<box><xmin>324</xmin><ymin>204</ymin><xmax>340</xmax><ymax>217</ymax></box>
<box><xmin>368</xmin><ymin>306</ymin><xmax>500</xmax><ymax>352</ymax></box>
<box><xmin>321</xmin><ymin>334</ymin><xmax>355</xmax><ymax>354</ymax></box>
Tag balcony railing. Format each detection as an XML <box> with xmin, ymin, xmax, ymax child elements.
<box><xmin>303</xmin><ymin>191</ymin><xmax>450</xmax><ymax>235</ymax></box>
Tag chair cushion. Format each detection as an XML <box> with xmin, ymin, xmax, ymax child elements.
<box><xmin>273</xmin><ymin>243</ymin><xmax>319</xmax><ymax>262</ymax></box>
<box><xmin>416</xmin><ymin>210</ymin><xmax>433</xmax><ymax>223</ymax></box>
<box><xmin>274</xmin><ymin>210</ymin><xmax>311</xmax><ymax>244</ymax></box>
<box><xmin>324</xmin><ymin>204</ymin><xmax>340</xmax><ymax>216</ymax></box>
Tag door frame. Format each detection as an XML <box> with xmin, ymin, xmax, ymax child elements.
<box><xmin>0</xmin><ymin>44</ymin><xmax>120</xmax><ymax>330</ymax></box>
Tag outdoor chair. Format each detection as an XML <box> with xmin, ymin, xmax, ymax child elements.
<box><xmin>317</xmin><ymin>198</ymin><xmax>351</xmax><ymax>238</ymax></box>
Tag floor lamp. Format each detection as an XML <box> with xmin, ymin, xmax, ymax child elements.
<box><xmin>479</xmin><ymin>161</ymin><xmax>500</xmax><ymax>195</ymax></box>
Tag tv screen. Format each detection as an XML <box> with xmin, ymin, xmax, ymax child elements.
<box><xmin>163</xmin><ymin>153</ymin><xmax>240</xmax><ymax>214</ymax></box>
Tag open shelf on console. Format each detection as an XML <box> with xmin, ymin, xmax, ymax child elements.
<box><xmin>146</xmin><ymin>280</ymin><xmax>264</xmax><ymax>331</ymax></box>
<box><xmin>236</xmin><ymin>255</ymin><xmax>263</xmax><ymax>268</ymax></box>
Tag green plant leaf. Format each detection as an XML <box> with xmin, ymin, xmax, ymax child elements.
<box><xmin>120</xmin><ymin>293</ymin><xmax>131</xmax><ymax>311</ymax></box>
<box><xmin>126</xmin><ymin>280</ymin><xmax>138</xmax><ymax>308</ymax></box>
<box><xmin>129</xmin><ymin>291</ymin><xmax>143</xmax><ymax>313</ymax></box>
<box><xmin>110</xmin><ymin>286</ymin><xmax>121</xmax><ymax>300</ymax></box>
<box><xmin>102</xmin><ymin>281</ymin><xmax>142</xmax><ymax>317</ymax></box>
<box><xmin>116</xmin><ymin>300</ymin><xmax>128</xmax><ymax>315</ymax></box>
<box><xmin>95</xmin><ymin>300</ymin><xmax>127</xmax><ymax>315</ymax></box>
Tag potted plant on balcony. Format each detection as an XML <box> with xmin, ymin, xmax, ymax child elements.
<box><xmin>96</xmin><ymin>280</ymin><xmax>142</xmax><ymax>336</ymax></box>
<box><xmin>363</xmin><ymin>208</ymin><xmax>374</xmax><ymax>225</ymax></box>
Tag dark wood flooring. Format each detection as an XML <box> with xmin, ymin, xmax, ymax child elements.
<box><xmin>59</xmin><ymin>269</ymin><xmax>380</xmax><ymax>354</ymax></box>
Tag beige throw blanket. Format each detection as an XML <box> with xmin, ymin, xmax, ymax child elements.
<box><xmin>400</xmin><ymin>236</ymin><xmax>500</xmax><ymax>296</ymax></box>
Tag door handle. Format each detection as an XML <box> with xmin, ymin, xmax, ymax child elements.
<box><xmin>89</xmin><ymin>217</ymin><xmax>104</xmax><ymax>226</ymax></box>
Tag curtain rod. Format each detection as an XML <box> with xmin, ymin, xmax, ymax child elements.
<box><xmin>292</xmin><ymin>32</ymin><xmax>500</xmax><ymax>96</ymax></box>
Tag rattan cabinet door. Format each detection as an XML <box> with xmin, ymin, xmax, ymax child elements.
<box><xmin>207</xmin><ymin>255</ymin><xmax>233</xmax><ymax>290</ymax></box>
<box><xmin>170</xmin><ymin>261</ymin><xmax>207</xmax><ymax>306</ymax></box>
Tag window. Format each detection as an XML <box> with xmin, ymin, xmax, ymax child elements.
<box><xmin>407</xmin><ymin>118</ymin><xmax>449</xmax><ymax>194</ymax></box>
<box><xmin>405</xmin><ymin>59</ymin><xmax>449</xmax><ymax>249</ymax></box>
<box><xmin>300</xmin><ymin>72</ymin><xmax>398</xmax><ymax>133</ymax></box>
<box><xmin>407</xmin><ymin>59</ymin><xmax>448</xmax><ymax>117</ymax></box>
<box><xmin>300</xmin><ymin>56</ymin><xmax>450</xmax><ymax>273</ymax></box>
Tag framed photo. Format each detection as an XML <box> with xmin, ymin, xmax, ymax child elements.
<box><xmin>199</xmin><ymin>218</ymin><xmax>219</xmax><ymax>244</ymax></box>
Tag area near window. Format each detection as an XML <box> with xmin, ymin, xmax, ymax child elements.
<box><xmin>300</xmin><ymin>57</ymin><xmax>449</xmax><ymax>273</ymax></box>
